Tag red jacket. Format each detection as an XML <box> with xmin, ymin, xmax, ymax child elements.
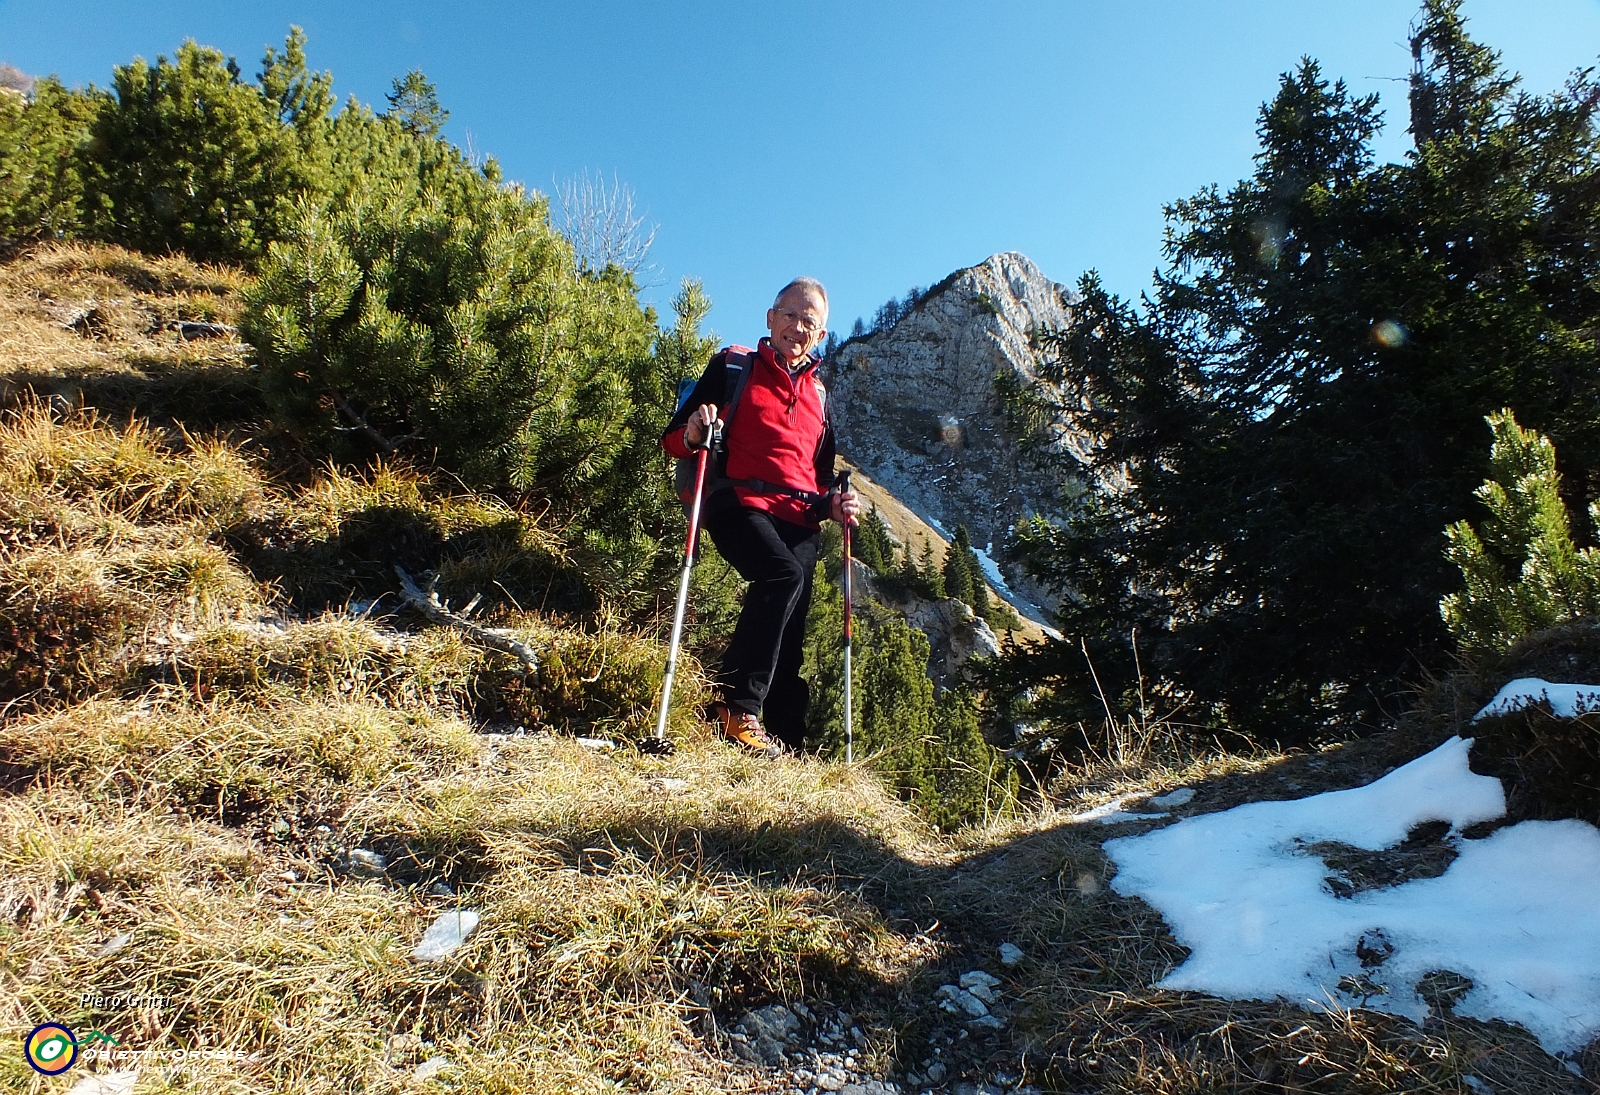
<box><xmin>662</xmin><ymin>339</ymin><xmax>837</xmax><ymax>528</ymax></box>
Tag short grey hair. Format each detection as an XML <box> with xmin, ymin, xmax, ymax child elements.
<box><xmin>773</xmin><ymin>277</ymin><xmax>829</xmax><ymax>313</ymax></box>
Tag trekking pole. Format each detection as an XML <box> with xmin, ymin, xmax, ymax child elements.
<box><xmin>648</xmin><ymin>419</ymin><xmax>720</xmax><ymax>753</ymax></box>
<box><xmin>839</xmin><ymin>469</ymin><xmax>854</xmax><ymax>764</ymax></box>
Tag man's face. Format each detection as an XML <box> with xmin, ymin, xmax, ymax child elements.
<box><xmin>766</xmin><ymin>288</ymin><xmax>828</xmax><ymax>364</ymax></box>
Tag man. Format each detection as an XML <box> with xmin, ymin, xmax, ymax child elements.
<box><xmin>661</xmin><ymin>277</ymin><xmax>860</xmax><ymax>756</ymax></box>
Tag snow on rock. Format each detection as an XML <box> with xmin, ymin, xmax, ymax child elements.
<box><xmin>1473</xmin><ymin>677</ymin><xmax>1600</xmax><ymax>721</ymax></box>
<box><xmin>1106</xmin><ymin>737</ymin><xmax>1600</xmax><ymax>1057</ymax></box>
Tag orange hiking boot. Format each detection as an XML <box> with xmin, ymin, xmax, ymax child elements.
<box><xmin>715</xmin><ymin>705</ymin><xmax>782</xmax><ymax>758</ymax></box>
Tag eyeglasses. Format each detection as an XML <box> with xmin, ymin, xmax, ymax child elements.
<box><xmin>774</xmin><ymin>309</ymin><xmax>825</xmax><ymax>334</ymax></box>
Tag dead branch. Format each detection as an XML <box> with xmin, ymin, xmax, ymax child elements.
<box><xmin>394</xmin><ymin>565</ymin><xmax>539</xmax><ymax>675</ymax></box>
<box><xmin>331</xmin><ymin>390</ymin><xmax>423</xmax><ymax>453</ymax></box>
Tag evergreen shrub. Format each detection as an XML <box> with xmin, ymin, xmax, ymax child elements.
<box><xmin>804</xmin><ymin>527</ymin><xmax>1015</xmax><ymax>829</ymax></box>
<box><xmin>1442</xmin><ymin>411</ymin><xmax>1600</xmax><ymax>654</ymax></box>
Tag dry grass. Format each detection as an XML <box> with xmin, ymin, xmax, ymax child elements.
<box><xmin>0</xmin><ymin>243</ymin><xmax>259</xmax><ymax>430</ymax></box>
<box><xmin>0</xmin><ymin>697</ymin><xmax>923</xmax><ymax>1093</ymax></box>
<box><xmin>1</xmin><ymin>243</ymin><xmax>1595</xmax><ymax>1093</ymax></box>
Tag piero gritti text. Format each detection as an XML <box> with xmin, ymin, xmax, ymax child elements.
<box><xmin>79</xmin><ymin>992</ymin><xmax>171</xmax><ymax>1011</ymax></box>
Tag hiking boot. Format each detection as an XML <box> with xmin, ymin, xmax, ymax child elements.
<box><xmin>715</xmin><ymin>705</ymin><xmax>781</xmax><ymax>758</ymax></box>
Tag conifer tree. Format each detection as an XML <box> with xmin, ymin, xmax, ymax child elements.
<box><xmin>918</xmin><ymin>540</ymin><xmax>945</xmax><ymax>600</ymax></box>
<box><xmin>258</xmin><ymin>26</ymin><xmax>333</xmax><ymax>132</ymax></box>
<box><xmin>856</xmin><ymin>507</ymin><xmax>895</xmax><ymax>573</ymax></box>
<box><xmin>804</xmin><ymin>543</ymin><xmax>1013</xmax><ymax>829</ymax></box>
<box><xmin>0</xmin><ymin>76</ymin><xmax>102</xmax><ymax>241</ymax></box>
<box><xmin>384</xmin><ymin>70</ymin><xmax>449</xmax><ymax>138</ymax></box>
<box><xmin>897</xmin><ymin>541</ymin><xmax>921</xmax><ymax>591</ymax></box>
<box><xmin>943</xmin><ymin>526</ymin><xmax>975</xmax><ymax>604</ymax></box>
<box><xmin>852</xmin><ymin>511</ymin><xmax>884</xmax><ymax>572</ymax></box>
<box><xmin>998</xmin><ymin>1</ymin><xmax>1600</xmax><ymax>738</ymax></box>
<box><xmin>242</xmin><ymin>182</ymin><xmax>654</xmax><ymax>496</ymax></box>
<box><xmin>83</xmin><ymin>40</ymin><xmax>302</xmax><ymax>262</ymax></box>
<box><xmin>1442</xmin><ymin>411</ymin><xmax>1600</xmax><ymax>652</ymax></box>
<box><xmin>966</xmin><ymin>548</ymin><xmax>990</xmax><ymax>616</ymax></box>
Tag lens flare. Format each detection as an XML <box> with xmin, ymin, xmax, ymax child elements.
<box><xmin>1372</xmin><ymin>319</ymin><xmax>1408</xmax><ymax>348</ymax></box>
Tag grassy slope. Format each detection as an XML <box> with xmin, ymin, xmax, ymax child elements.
<box><xmin>0</xmin><ymin>244</ymin><xmax>1592</xmax><ymax>1094</ymax></box>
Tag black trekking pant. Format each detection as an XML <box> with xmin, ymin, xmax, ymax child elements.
<box><xmin>703</xmin><ymin>503</ymin><xmax>819</xmax><ymax>752</ymax></box>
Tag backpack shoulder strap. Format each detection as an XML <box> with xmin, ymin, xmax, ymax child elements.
<box><xmin>720</xmin><ymin>350</ymin><xmax>755</xmax><ymax>429</ymax></box>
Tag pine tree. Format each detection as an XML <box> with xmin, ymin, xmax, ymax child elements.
<box><xmin>257</xmin><ymin>26</ymin><xmax>333</xmax><ymax>131</ymax></box>
<box><xmin>1442</xmin><ymin>411</ymin><xmax>1600</xmax><ymax>652</ymax></box>
<box><xmin>851</xmin><ymin>511</ymin><xmax>884</xmax><ymax>572</ymax></box>
<box><xmin>242</xmin><ymin>182</ymin><xmax>654</xmax><ymax>495</ymax></box>
<box><xmin>918</xmin><ymin>540</ymin><xmax>945</xmax><ymax>600</ymax></box>
<box><xmin>1000</xmin><ymin>1</ymin><xmax>1600</xmax><ymax>738</ymax></box>
<box><xmin>803</xmin><ymin>541</ymin><xmax>1014</xmax><ymax>829</ymax></box>
<box><xmin>83</xmin><ymin>40</ymin><xmax>303</xmax><ymax>262</ymax></box>
<box><xmin>966</xmin><ymin>546</ymin><xmax>990</xmax><ymax>616</ymax></box>
<box><xmin>0</xmin><ymin>76</ymin><xmax>102</xmax><ymax>241</ymax></box>
<box><xmin>855</xmin><ymin>507</ymin><xmax>895</xmax><ymax>574</ymax></box>
<box><xmin>943</xmin><ymin>527</ymin><xmax>975</xmax><ymax>604</ymax></box>
<box><xmin>385</xmin><ymin>70</ymin><xmax>448</xmax><ymax>138</ymax></box>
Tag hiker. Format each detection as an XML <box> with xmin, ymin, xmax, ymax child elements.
<box><xmin>661</xmin><ymin>277</ymin><xmax>860</xmax><ymax>755</ymax></box>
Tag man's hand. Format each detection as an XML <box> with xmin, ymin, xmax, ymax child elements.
<box><xmin>684</xmin><ymin>403</ymin><xmax>719</xmax><ymax>449</ymax></box>
<box><xmin>831</xmin><ymin>488</ymin><xmax>861</xmax><ymax>526</ymax></box>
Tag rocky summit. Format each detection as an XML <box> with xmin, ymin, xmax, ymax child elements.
<box><xmin>825</xmin><ymin>253</ymin><xmax>1080</xmax><ymax>620</ymax></box>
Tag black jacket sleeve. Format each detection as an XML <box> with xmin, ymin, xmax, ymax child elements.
<box><xmin>806</xmin><ymin>393</ymin><xmax>840</xmax><ymax>523</ymax></box>
<box><xmin>661</xmin><ymin>350</ymin><xmax>735</xmax><ymax>446</ymax></box>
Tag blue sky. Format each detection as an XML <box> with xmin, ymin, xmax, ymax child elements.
<box><xmin>2</xmin><ymin>1</ymin><xmax>1597</xmax><ymax>342</ymax></box>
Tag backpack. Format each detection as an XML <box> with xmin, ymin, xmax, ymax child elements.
<box><xmin>672</xmin><ymin>348</ymin><xmax>755</xmax><ymax>505</ymax></box>
<box><xmin>671</xmin><ymin>347</ymin><xmax>830</xmax><ymax>509</ymax></box>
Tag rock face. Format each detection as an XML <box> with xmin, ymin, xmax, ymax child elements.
<box><xmin>847</xmin><ymin>558</ymin><xmax>1003</xmax><ymax>684</ymax></box>
<box><xmin>827</xmin><ymin>253</ymin><xmax>1079</xmax><ymax>620</ymax></box>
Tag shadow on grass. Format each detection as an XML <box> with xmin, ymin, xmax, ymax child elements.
<box><xmin>226</xmin><ymin>504</ymin><xmax>592</xmax><ymax>619</ymax></box>
<box><xmin>1</xmin><ymin>358</ymin><xmax>268</xmax><ymax>434</ymax></box>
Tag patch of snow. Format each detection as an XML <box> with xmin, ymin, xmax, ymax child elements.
<box><xmin>1473</xmin><ymin>677</ymin><xmax>1600</xmax><ymax>721</ymax></box>
<box><xmin>970</xmin><ymin>542</ymin><xmax>1062</xmax><ymax>638</ymax></box>
<box><xmin>1106</xmin><ymin>737</ymin><xmax>1600</xmax><ymax>1057</ymax></box>
<box><xmin>414</xmin><ymin>1056</ymin><xmax>453</xmax><ymax>1082</ymax></box>
<box><xmin>894</xmin><ymin>502</ymin><xmax>1062</xmax><ymax>637</ymax></box>
<box><xmin>1066</xmin><ymin>794</ymin><xmax>1168</xmax><ymax>826</ymax></box>
<box><xmin>1150</xmin><ymin>787</ymin><xmax>1196</xmax><ymax>808</ymax></box>
<box><xmin>411</xmin><ymin>910</ymin><xmax>481</xmax><ymax>962</ymax></box>
<box><xmin>970</xmin><ymin>543</ymin><xmax>1014</xmax><ymax>597</ymax></box>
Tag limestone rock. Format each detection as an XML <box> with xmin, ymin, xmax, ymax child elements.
<box><xmin>899</xmin><ymin>595</ymin><xmax>1002</xmax><ymax>682</ymax></box>
<box><xmin>828</xmin><ymin>252</ymin><xmax>1083</xmax><ymax>621</ymax></box>
<box><xmin>734</xmin><ymin>1003</ymin><xmax>804</xmax><ymax>1065</ymax></box>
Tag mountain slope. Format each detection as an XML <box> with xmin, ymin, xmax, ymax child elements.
<box><xmin>1</xmin><ymin>244</ymin><xmax>1591</xmax><ymax>1095</ymax></box>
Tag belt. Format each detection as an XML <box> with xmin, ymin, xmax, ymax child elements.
<box><xmin>727</xmin><ymin>477</ymin><xmax>827</xmax><ymax>503</ymax></box>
